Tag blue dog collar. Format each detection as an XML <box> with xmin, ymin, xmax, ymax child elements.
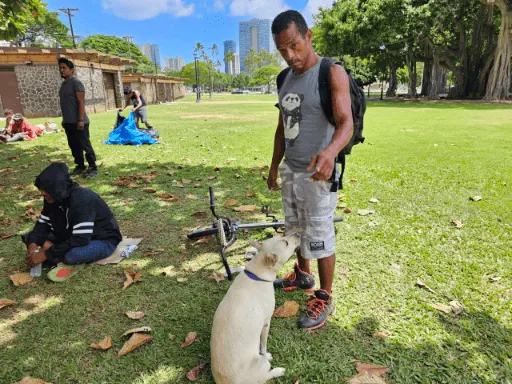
<box><xmin>244</xmin><ymin>269</ymin><xmax>271</xmax><ymax>282</ymax></box>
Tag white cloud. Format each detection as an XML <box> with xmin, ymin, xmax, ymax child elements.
<box><xmin>213</xmin><ymin>0</ymin><xmax>225</xmax><ymax>12</ymax></box>
<box><xmin>302</xmin><ymin>0</ymin><xmax>335</xmax><ymax>26</ymax></box>
<box><xmin>229</xmin><ymin>0</ymin><xmax>289</xmax><ymax>19</ymax></box>
<box><xmin>102</xmin><ymin>0</ymin><xmax>194</xmax><ymax>20</ymax></box>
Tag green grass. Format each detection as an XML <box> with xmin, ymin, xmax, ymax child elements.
<box><xmin>1</xmin><ymin>94</ymin><xmax>511</xmax><ymax>383</ymax></box>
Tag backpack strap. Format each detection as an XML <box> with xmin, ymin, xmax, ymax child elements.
<box><xmin>318</xmin><ymin>57</ymin><xmax>337</xmax><ymax>127</ymax></box>
<box><xmin>275</xmin><ymin>66</ymin><xmax>292</xmax><ymax>110</ymax></box>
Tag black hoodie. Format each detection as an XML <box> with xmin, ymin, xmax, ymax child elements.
<box><xmin>28</xmin><ymin>163</ymin><xmax>122</xmax><ymax>262</ymax></box>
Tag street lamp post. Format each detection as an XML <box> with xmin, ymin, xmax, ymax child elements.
<box><xmin>194</xmin><ymin>54</ymin><xmax>201</xmax><ymax>103</ymax></box>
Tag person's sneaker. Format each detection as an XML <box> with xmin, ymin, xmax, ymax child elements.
<box><xmin>85</xmin><ymin>167</ymin><xmax>99</xmax><ymax>178</ymax></box>
<box><xmin>298</xmin><ymin>289</ymin><xmax>335</xmax><ymax>330</ymax></box>
<box><xmin>274</xmin><ymin>263</ymin><xmax>315</xmax><ymax>292</ymax></box>
<box><xmin>70</xmin><ymin>166</ymin><xmax>86</xmax><ymax>176</ymax></box>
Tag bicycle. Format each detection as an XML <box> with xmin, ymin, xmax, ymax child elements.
<box><xmin>187</xmin><ymin>186</ymin><xmax>343</xmax><ymax>281</ymax></box>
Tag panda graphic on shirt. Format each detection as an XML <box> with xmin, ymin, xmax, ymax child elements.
<box><xmin>281</xmin><ymin>93</ymin><xmax>304</xmax><ymax>146</ymax></box>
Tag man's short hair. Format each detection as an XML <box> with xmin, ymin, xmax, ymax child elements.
<box><xmin>4</xmin><ymin>109</ymin><xmax>13</xmax><ymax>116</ymax></box>
<box><xmin>123</xmin><ymin>86</ymin><xmax>133</xmax><ymax>95</ymax></box>
<box><xmin>272</xmin><ymin>10</ymin><xmax>309</xmax><ymax>37</ymax></box>
<box><xmin>58</xmin><ymin>57</ymin><xmax>74</xmax><ymax>69</ymax></box>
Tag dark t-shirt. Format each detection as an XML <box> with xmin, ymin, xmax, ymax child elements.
<box><xmin>59</xmin><ymin>77</ymin><xmax>90</xmax><ymax>124</ymax></box>
<box><xmin>130</xmin><ymin>91</ymin><xmax>147</xmax><ymax>107</ymax></box>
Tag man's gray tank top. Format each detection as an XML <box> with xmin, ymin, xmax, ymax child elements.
<box><xmin>278</xmin><ymin>58</ymin><xmax>335</xmax><ymax>172</ymax></box>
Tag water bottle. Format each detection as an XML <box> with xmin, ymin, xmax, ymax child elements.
<box><xmin>30</xmin><ymin>249</ymin><xmax>42</xmax><ymax>278</ymax></box>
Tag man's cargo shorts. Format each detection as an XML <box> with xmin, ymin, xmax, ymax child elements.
<box><xmin>279</xmin><ymin>161</ymin><xmax>337</xmax><ymax>259</ymax></box>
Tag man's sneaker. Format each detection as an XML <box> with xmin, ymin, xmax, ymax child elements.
<box><xmin>274</xmin><ymin>263</ymin><xmax>315</xmax><ymax>292</ymax></box>
<box><xmin>298</xmin><ymin>289</ymin><xmax>335</xmax><ymax>330</ymax></box>
<box><xmin>70</xmin><ymin>166</ymin><xmax>86</xmax><ymax>176</ymax></box>
<box><xmin>85</xmin><ymin>167</ymin><xmax>98</xmax><ymax>178</ymax></box>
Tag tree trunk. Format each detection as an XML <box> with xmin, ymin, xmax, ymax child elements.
<box><xmin>406</xmin><ymin>56</ymin><xmax>417</xmax><ymax>97</ymax></box>
<box><xmin>386</xmin><ymin>63</ymin><xmax>398</xmax><ymax>97</ymax></box>
<box><xmin>429</xmin><ymin>56</ymin><xmax>442</xmax><ymax>99</ymax></box>
<box><xmin>422</xmin><ymin>60</ymin><xmax>433</xmax><ymax>96</ymax></box>
<box><xmin>485</xmin><ymin>2</ymin><xmax>512</xmax><ymax>100</ymax></box>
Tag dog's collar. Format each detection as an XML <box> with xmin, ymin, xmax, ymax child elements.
<box><xmin>244</xmin><ymin>269</ymin><xmax>271</xmax><ymax>282</ymax></box>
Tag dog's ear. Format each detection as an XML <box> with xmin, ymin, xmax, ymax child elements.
<box><xmin>249</xmin><ymin>238</ymin><xmax>262</xmax><ymax>251</ymax></box>
<box><xmin>265</xmin><ymin>252</ymin><xmax>278</xmax><ymax>267</ymax></box>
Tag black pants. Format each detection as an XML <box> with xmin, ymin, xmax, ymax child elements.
<box><xmin>63</xmin><ymin>123</ymin><xmax>96</xmax><ymax>169</ymax></box>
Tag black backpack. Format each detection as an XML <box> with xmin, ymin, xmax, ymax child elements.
<box><xmin>276</xmin><ymin>57</ymin><xmax>366</xmax><ymax>190</ymax></box>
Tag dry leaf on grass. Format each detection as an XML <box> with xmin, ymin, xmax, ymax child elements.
<box><xmin>247</xmin><ymin>192</ymin><xmax>256</xmax><ymax>197</ymax></box>
<box><xmin>211</xmin><ymin>272</ymin><xmax>225</xmax><ymax>283</ymax></box>
<box><xmin>125</xmin><ymin>311</ymin><xmax>145</xmax><ymax>319</ymax></box>
<box><xmin>14</xmin><ymin>378</ymin><xmax>52</xmax><ymax>384</ymax></box>
<box><xmin>191</xmin><ymin>211</ymin><xmax>206</xmax><ymax>217</ymax></box>
<box><xmin>181</xmin><ymin>331</ymin><xmax>198</xmax><ymax>348</ymax></box>
<box><xmin>416</xmin><ymin>278</ymin><xmax>436</xmax><ymax>294</ymax></box>
<box><xmin>10</xmin><ymin>272</ymin><xmax>33</xmax><ymax>286</ymax></box>
<box><xmin>373</xmin><ymin>330</ymin><xmax>392</xmax><ymax>339</ymax></box>
<box><xmin>234</xmin><ymin>205</ymin><xmax>257</xmax><ymax>212</ymax></box>
<box><xmin>224</xmin><ymin>199</ymin><xmax>238</xmax><ymax>207</ymax></box>
<box><xmin>0</xmin><ymin>233</ymin><xmax>14</xmax><ymax>240</ymax></box>
<box><xmin>207</xmin><ymin>176</ymin><xmax>217</xmax><ymax>180</ymax></box>
<box><xmin>186</xmin><ymin>363</ymin><xmax>205</xmax><ymax>381</ymax></box>
<box><xmin>91</xmin><ymin>336</ymin><xmax>112</xmax><ymax>350</ymax></box>
<box><xmin>346</xmin><ymin>371</ymin><xmax>387</xmax><ymax>384</ymax></box>
<box><xmin>143</xmin><ymin>249</ymin><xmax>164</xmax><ymax>256</ymax></box>
<box><xmin>470</xmin><ymin>196</ymin><xmax>482</xmax><ymax>202</ymax></box>
<box><xmin>194</xmin><ymin>236</ymin><xmax>211</xmax><ymax>244</ymax></box>
<box><xmin>294</xmin><ymin>377</ymin><xmax>300</xmax><ymax>384</ymax></box>
<box><xmin>177</xmin><ymin>277</ymin><xmax>188</xmax><ymax>283</ymax></box>
<box><xmin>0</xmin><ymin>167</ymin><xmax>14</xmax><ymax>173</ymax></box>
<box><xmin>0</xmin><ymin>298</ymin><xmax>16</xmax><ymax>309</ymax></box>
<box><xmin>121</xmin><ymin>326</ymin><xmax>152</xmax><ymax>337</ymax></box>
<box><xmin>489</xmin><ymin>276</ymin><xmax>502</xmax><ymax>282</ymax></box>
<box><xmin>169</xmin><ymin>334</ymin><xmax>176</xmax><ymax>341</ymax></box>
<box><xmin>143</xmin><ymin>188</ymin><xmax>157</xmax><ymax>193</ymax></box>
<box><xmin>167</xmin><ymin>169</ymin><xmax>177</xmax><ymax>175</ymax></box>
<box><xmin>356</xmin><ymin>362</ymin><xmax>390</xmax><ymax>376</ymax></box>
<box><xmin>123</xmin><ymin>270</ymin><xmax>142</xmax><ymax>290</ymax></box>
<box><xmin>182</xmin><ymin>179</ymin><xmax>192</xmax><ymax>184</ymax></box>
<box><xmin>450</xmin><ymin>218</ymin><xmax>464</xmax><ymax>228</ymax></box>
<box><xmin>118</xmin><ymin>333</ymin><xmax>153</xmax><ymax>356</ymax></box>
<box><xmin>344</xmin><ymin>208</ymin><xmax>352</xmax><ymax>214</ymax></box>
<box><xmin>273</xmin><ymin>301</ymin><xmax>299</xmax><ymax>318</ymax></box>
<box><xmin>358</xmin><ymin>209</ymin><xmax>375</xmax><ymax>216</ymax></box>
<box><xmin>25</xmin><ymin>207</ymin><xmax>40</xmax><ymax>222</ymax></box>
<box><xmin>176</xmin><ymin>182</ymin><xmax>184</xmax><ymax>188</ymax></box>
<box><xmin>127</xmin><ymin>182</ymin><xmax>139</xmax><ymax>189</ymax></box>
<box><xmin>186</xmin><ymin>194</ymin><xmax>197</xmax><ymax>200</ymax></box>
<box><xmin>369</xmin><ymin>198</ymin><xmax>380</xmax><ymax>203</ymax></box>
<box><xmin>431</xmin><ymin>302</ymin><xmax>452</xmax><ymax>314</ymax></box>
<box><xmin>348</xmin><ymin>178</ymin><xmax>358</xmax><ymax>183</ymax></box>
<box><xmin>430</xmin><ymin>301</ymin><xmax>465</xmax><ymax>315</ymax></box>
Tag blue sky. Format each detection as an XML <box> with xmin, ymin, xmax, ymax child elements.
<box><xmin>46</xmin><ymin>0</ymin><xmax>335</xmax><ymax>66</ymax></box>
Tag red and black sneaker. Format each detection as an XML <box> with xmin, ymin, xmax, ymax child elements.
<box><xmin>298</xmin><ymin>289</ymin><xmax>335</xmax><ymax>330</ymax></box>
<box><xmin>273</xmin><ymin>263</ymin><xmax>315</xmax><ymax>292</ymax></box>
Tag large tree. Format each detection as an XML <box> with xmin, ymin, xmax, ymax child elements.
<box><xmin>81</xmin><ymin>35</ymin><xmax>151</xmax><ymax>66</ymax></box>
<box><xmin>249</xmin><ymin>65</ymin><xmax>281</xmax><ymax>92</ymax></box>
<box><xmin>244</xmin><ymin>49</ymin><xmax>279</xmax><ymax>75</ymax></box>
<box><xmin>0</xmin><ymin>0</ymin><xmax>46</xmax><ymax>41</ymax></box>
<box><xmin>12</xmin><ymin>11</ymin><xmax>72</xmax><ymax>47</ymax></box>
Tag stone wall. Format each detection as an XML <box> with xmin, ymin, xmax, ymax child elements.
<box><xmin>114</xmin><ymin>71</ymin><xmax>124</xmax><ymax>108</ymax></box>
<box><xmin>15</xmin><ymin>65</ymin><xmax>62</xmax><ymax>117</ymax></box>
<box><xmin>75</xmin><ymin>66</ymin><xmax>107</xmax><ymax>114</ymax></box>
<box><xmin>172</xmin><ymin>83</ymin><xmax>186</xmax><ymax>100</ymax></box>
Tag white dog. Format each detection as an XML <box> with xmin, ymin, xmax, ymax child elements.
<box><xmin>211</xmin><ymin>233</ymin><xmax>301</xmax><ymax>384</ymax></box>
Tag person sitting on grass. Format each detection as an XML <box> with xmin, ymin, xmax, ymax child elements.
<box><xmin>1</xmin><ymin>110</ymin><xmax>29</xmax><ymax>143</ymax></box>
<box><xmin>119</xmin><ymin>86</ymin><xmax>154</xmax><ymax>130</ymax></box>
<box><xmin>9</xmin><ymin>113</ymin><xmax>43</xmax><ymax>141</ymax></box>
<box><xmin>25</xmin><ymin>162</ymin><xmax>122</xmax><ymax>269</ymax></box>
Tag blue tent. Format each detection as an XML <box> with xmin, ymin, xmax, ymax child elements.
<box><xmin>104</xmin><ymin>112</ymin><xmax>158</xmax><ymax>146</ymax></box>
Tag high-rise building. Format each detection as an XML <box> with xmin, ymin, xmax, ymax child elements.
<box><xmin>223</xmin><ymin>40</ymin><xmax>236</xmax><ymax>74</ymax></box>
<box><xmin>238</xmin><ymin>19</ymin><xmax>272</xmax><ymax>72</ymax></box>
<box><xmin>139</xmin><ymin>43</ymin><xmax>161</xmax><ymax>67</ymax></box>
<box><xmin>122</xmin><ymin>36</ymin><xmax>134</xmax><ymax>44</ymax></box>
<box><xmin>233</xmin><ymin>53</ymin><xmax>241</xmax><ymax>75</ymax></box>
<box><xmin>164</xmin><ymin>57</ymin><xmax>185</xmax><ymax>72</ymax></box>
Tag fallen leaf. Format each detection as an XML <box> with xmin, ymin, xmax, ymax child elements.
<box><xmin>182</xmin><ymin>179</ymin><xmax>192</xmax><ymax>184</ymax></box>
<box><xmin>157</xmin><ymin>192</ymin><xmax>177</xmax><ymax>199</ymax></box>
<box><xmin>186</xmin><ymin>194</ymin><xmax>197</xmax><ymax>200</ymax></box>
<box><xmin>470</xmin><ymin>196</ymin><xmax>482</xmax><ymax>202</ymax></box>
<box><xmin>118</xmin><ymin>333</ymin><xmax>153</xmax><ymax>356</ymax></box>
<box><xmin>25</xmin><ymin>207</ymin><xmax>40</xmax><ymax>222</ymax></box>
<box><xmin>123</xmin><ymin>269</ymin><xmax>142</xmax><ymax>290</ymax></box>
<box><xmin>344</xmin><ymin>208</ymin><xmax>352</xmax><ymax>214</ymax></box>
<box><xmin>143</xmin><ymin>188</ymin><xmax>157</xmax><ymax>193</ymax></box>
<box><xmin>10</xmin><ymin>272</ymin><xmax>33</xmax><ymax>286</ymax></box>
<box><xmin>0</xmin><ymin>233</ymin><xmax>14</xmax><ymax>240</ymax></box>
<box><xmin>181</xmin><ymin>331</ymin><xmax>198</xmax><ymax>348</ymax></box>
<box><xmin>337</xmin><ymin>203</ymin><xmax>347</xmax><ymax>209</ymax></box>
<box><xmin>450</xmin><ymin>218</ymin><xmax>464</xmax><ymax>228</ymax></box>
<box><xmin>143</xmin><ymin>249</ymin><xmax>164</xmax><ymax>256</ymax></box>
<box><xmin>207</xmin><ymin>176</ymin><xmax>217</xmax><ymax>180</ymax></box>
<box><xmin>489</xmin><ymin>276</ymin><xmax>502</xmax><ymax>282</ymax></box>
<box><xmin>431</xmin><ymin>303</ymin><xmax>453</xmax><ymax>314</ymax></box>
<box><xmin>273</xmin><ymin>301</ymin><xmax>299</xmax><ymax>318</ymax></box>
<box><xmin>195</xmin><ymin>236</ymin><xmax>211</xmax><ymax>244</ymax></box>
<box><xmin>176</xmin><ymin>182</ymin><xmax>184</xmax><ymax>188</ymax></box>
<box><xmin>193</xmin><ymin>184</ymin><xmax>201</xmax><ymax>188</ymax></box>
<box><xmin>235</xmin><ymin>173</ymin><xmax>241</xmax><ymax>178</ymax></box>
<box><xmin>122</xmin><ymin>198</ymin><xmax>134</xmax><ymax>203</ymax></box>
<box><xmin>169</xmin><ymin>334</ymin><xmax>176</xmax><ymax>341</ymax></box>
<box><xmin>0</xmin><ymin>167</ymin><xmax>14</xmax><ymax>173</ymax></box>
<box><xmin>0</xmin><ymin>298</ymin><xmax>16</xmax><ymax>309</ymax></box>
<box><xmin>191</xmin><ymin>211</ymin><xmax>206</xmax><ymax>217</ymax></box>
<box><xmin>369</xmin><ymin>221</ymin><xmax>379</xmax><ymax>227</ymax></box>
<box><xmin>211</xmin><ymin>272</ymin><xmax>225</xmax><ymax>283</ymax></box>
<box><xmin>127</xmin><ymin>182</ymin><xmax>139</xmax><ymax>189</ymax></box>
<box><xmin>247</xmin><ymin>192</ymin><xmax>256</xmax><ymax>197</ymax></box>
<box><xmin>358</xmin><ymin>209</ymin><xmax>375</xmax><ymax>216</ymax></box>
<box><xmin>374</xmin><ymin>330</ymin><xmax>392</xmax><ymax>339</ymax></box>
<box><xmin>369</xmin><ymin>198</ymin><xmax>380</xmax><ymax>203</ymax></box>
<box><xmin>186</xmin><ymin>363</ymin><xmax>205</xmax><ymax>381</ymax></box>
<box><xmin>356</xmin><ymin>362</ymin><xmax>391</xmax><ymax>376</ymax></box>
<box><xmin>348</xmin><ymin>178</ymin><xmax>358</xmax><ymax>183</ymax></box>
<box><xmin>214</xmin><ymin>167</ymin><xmax>221</xmax><ymax>172</ymax></box>
<box><xmin>346</xmin><ymin>371</ymin><xmax>386</xmax><ymax>384</ymax></box>
<box><xmin>167</xmin><ymin>169</ymin><xmax>177</xmax><ymax>175</ymax></box>
<box><xmin>121</xmin><ymin>326</ymin><xmax>152</xmax><ymax>337</ymax></box>
<box><xmin>294</xmin><ymin>377</ymin><xmax>300</xmax><ymax>384</ymax></box>
<box><xmin>448</xmin><ymin>300</ymin><xmax>465</xmax><ymax>315</ymax></box>
<box><xmin>416</xmin><ymin>278</ymin><xmax>436</xmax><ymax>294</ymax></box>
<box><xmin>224</xmin><ymin>199</ymin><xmax>238</xmax><ymax>207</ymax></box>
<box><xmin>234</xmin><ymin>205</ymin><xmax>257</xmax><ymax>212</ymax></box>
<box><xmin>177</xmin><ymin>277</ymin><xmax>188</xmax><ymax>283</ymax></box>
<box><xmin>14</xmin><ymin>378</ymin><xmax>52</xmax><ymax>384</ymax></box>
<box><xmin>91</xmin><ymin>336</ymin><xmax>112</xmax><ymax>350</ymax></box>
<box><xmin>125</xmin><ymin>311</ymin><xmax>145</xmax><ymax>320</ymax></box>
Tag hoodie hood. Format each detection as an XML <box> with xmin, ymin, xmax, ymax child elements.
<box><xmin>35</xmin><ymin>163</ymin><xmax>74</xmax><ymax>201</ymax></box>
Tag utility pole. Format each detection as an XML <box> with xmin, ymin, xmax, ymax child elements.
<box><xmin>59</xmin><ymin>8</ymin><xmax>79</xmax><ymax>49</ymax></box>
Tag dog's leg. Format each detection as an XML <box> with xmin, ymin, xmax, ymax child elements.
<box><xmin>266</xmin><ymin>367</ymin><xmax>286</xmax><ymax>380</ymax></box>
<box><xmin>259</xmin><ymin>319</ymin><xmax>271</xmax><ymax>360</ymax></box>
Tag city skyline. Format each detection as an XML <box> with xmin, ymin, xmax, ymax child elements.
<box><xmin>239</xmin><ymin>18</ymin><xmax>273</xmax><ymax>73</ymax></box>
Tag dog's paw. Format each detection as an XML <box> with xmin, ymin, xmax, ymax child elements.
<box><xmin>265</xmin><ymin>352</ymin><xmax>273</xmax><ymax>361</ymax></box>
<box><xmin>267</xmin><ymin>367</ymin><xmax>286</xmax><ymax>379</ymax></box>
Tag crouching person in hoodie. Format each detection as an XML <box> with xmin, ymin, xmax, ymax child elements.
<box><xmin>25</xmin><ymin>162</ymin><xmax>122</xmax><ymax>268</ymax></box>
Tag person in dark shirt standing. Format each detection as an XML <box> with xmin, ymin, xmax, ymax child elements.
<box><xmin>58</xmin><ymin>58</ymin><xmax>98</xmax><ymax>178</ymax></box>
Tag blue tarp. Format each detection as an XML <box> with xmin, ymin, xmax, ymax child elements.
<box><xmin>104</xmin><ymin>112</ymin><xmax>158</xmax><ymax>146</ymax></box>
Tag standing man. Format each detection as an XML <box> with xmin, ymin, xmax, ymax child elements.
<box><xmin>268</xmin><ymin>10</ymin><xmax>354</xmax><ymax>330</ymax></box>
<box><xmin>58</xmin><ymin>58</ymin><xmax>98</xmax><ymax>178</ymax></box>
<box><xmin>119</xmin><ymin>86</ymin><xmax>154</xmax><ymax>130</ymax></box>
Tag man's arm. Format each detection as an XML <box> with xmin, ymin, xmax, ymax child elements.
<box><xmin>76</xmin><ymin>91</ymin><xmax>86</xmax><ymax>131</ymax></box>
<box><xmin>268</xmin><ymin>111</ymin><xmax>285</xmax><ymax>190</ymax></box>
<box><xmin>307</xmin><ymin>64</ymin><xmax>354</xmax><ymax>181</ymax></box>
<box><xmin>133</xmin><ymin>91</ymin><xmax>142</xmax><ymax>111</ymax></box>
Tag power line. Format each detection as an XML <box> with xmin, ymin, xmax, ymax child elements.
<box><xmin>59</xmin><ymin>8</ymin><xmax>79</xmax><ymax>48</ymax></box>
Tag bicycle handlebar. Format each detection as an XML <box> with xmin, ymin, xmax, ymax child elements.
<box><xmin>209</xmin><ymin>186</ymin><xmax>215</xmax><ymax>208</ymax></box>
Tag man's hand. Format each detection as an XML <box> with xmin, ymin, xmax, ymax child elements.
<box><xmin>306</xmin><ymin>149</ymin><xmax>336</xmax><ymax>182</ymax></box>
<box><xmin>267</xmin><ymin>168</ymin><xmax>280</xmax><ymax>191</ymax></box>
<box><xmin>132</xmin><ymin>108</ymin><xmax>137</xmax><ymax>113</ymax></box>
<box><xmin>26</xmin><ymin>250</ymin><xmax>47</xmax><ymax>268</ymax></box>
<box><xmin>77</xmin><ymin>121</ymin><xmax>85</xmax><ymax>131</ymax></box>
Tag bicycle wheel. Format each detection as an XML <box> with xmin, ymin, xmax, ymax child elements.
<box><xmin>187</xmin><ymin>226</ymin><xmax>218</xmax><ymax>240</ymax></box>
